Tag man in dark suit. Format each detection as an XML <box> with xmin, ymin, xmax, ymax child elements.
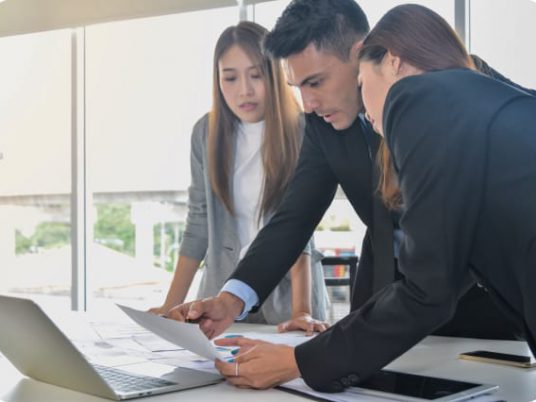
<box><xmin>169</xmin><ymin>0</ymin><xmax>531</xmax><ymax>390</ymax></box>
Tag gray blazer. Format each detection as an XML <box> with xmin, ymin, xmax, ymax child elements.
<box><xmin>179</xmin><ymin>114</ymin><xmax>328</xmax><ymax>324</ymax></box>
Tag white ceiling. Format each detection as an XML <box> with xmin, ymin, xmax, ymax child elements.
<box><xmin>0</xmin><ymin>0</ymin><xmax>276</xmax><ymax>37</ymax></box>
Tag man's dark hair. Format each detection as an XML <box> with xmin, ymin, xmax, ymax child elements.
<box><xmin>264</xmin><ymin>0</ymin><xmax>369</xmax><ymax>60</ymax></box>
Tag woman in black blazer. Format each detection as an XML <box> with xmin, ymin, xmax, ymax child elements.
<box><xmin>356</xmin><ymin>2</ymin><xmax>536</xmax><ymax>373</ymax></box>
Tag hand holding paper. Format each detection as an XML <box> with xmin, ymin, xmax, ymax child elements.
<box><xmin>166</xmin><ymin>292</ymin><xmax>244</xmax><ymax>339</ymax></box>
<box><xmin>118</xmin><ymin>305</ymin><xmax>222</xmax><ymax>360</ymax></box>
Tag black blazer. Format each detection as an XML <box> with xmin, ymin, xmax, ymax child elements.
<box><xmin>293</xmin><ymin>69</ymin><xmax>536</xmax><ymax>391</ymax></box>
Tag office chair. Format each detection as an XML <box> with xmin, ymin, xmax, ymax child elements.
<box><xmin>321</xmin><ymin>255</ymin><xmax>358</xmax><ymax>323</ymax></box>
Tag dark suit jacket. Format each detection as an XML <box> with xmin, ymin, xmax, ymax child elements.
<box><xmin>292</xmin><ymin>69</ymin><xmax>536</xmax><ymax>391</ymax></box>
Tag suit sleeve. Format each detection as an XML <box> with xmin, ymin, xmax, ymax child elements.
<box><xmin>229</xmin><ymin>118</ymin><xmax>338</xmax><ymax>306</ymax></box>
<box><xmin>295</xmin><ymin>75</ymin><xmax>487</xmax><ymax>392</ymax></box>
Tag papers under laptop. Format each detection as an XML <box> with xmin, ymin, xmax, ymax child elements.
<box><xmin>0</xmin><ymin>296</ymin><xmax>222</xmax><ymax>400</ymax></box>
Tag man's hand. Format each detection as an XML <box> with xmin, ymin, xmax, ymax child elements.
<box><xmin>166</xmin><ymin>292</ymin><xmax>245</xmax><ymax>339</ymax></box>
<box><xmin>214</xmin><ymin>337</ymin><xmax>300</xmax><ymax>389</ymax></box>
<box><xmin>277</xmin><ymin>313</ymin><xmax>330</xmax><ymax>336</ymax></box>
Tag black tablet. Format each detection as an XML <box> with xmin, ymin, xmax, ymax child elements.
<box><xmin>347</xmin><ymin>370</ymin><xmax>498</xmax><ymax>401</ymax></box>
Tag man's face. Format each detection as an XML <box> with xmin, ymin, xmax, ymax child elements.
<box><xmin>285</xmin><ymin>43</ymin><xmax>361</xmax><ymax>131</ymax></box>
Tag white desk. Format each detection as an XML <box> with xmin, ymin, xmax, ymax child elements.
<box><xmin>1</xmin><ymin>323</ymin><xmax>535</xmax><ymax>402</ymax></box>
<box><xmin>387</xmin><ymin>336</ymin><xmax>536</xmax><ymax>402</ymax></box>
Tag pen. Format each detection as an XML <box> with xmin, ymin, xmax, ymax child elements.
<box><xmin>160</xmin><ymin>314</ymin><xmax>200</xmax><ymax>323</ymax></box>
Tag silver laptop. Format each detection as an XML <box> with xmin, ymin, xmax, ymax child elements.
<box><xmin>0</xmin><ymin>295</ymin><xmax>222</xmax><ymax>400</ymax></box>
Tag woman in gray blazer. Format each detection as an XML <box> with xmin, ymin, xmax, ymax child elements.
<box><xmin>150</xmin><ymin>21</ymin><xmax>328</xmax><ymax>330</ymax></box>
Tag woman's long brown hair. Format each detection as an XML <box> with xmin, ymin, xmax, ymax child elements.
<box><xmin>358</xmin><ymin>4</ymin><xmax>474</xmax><ymax>210</ymax></box>
<box><xmin>207</xmin><ymin>21</ymin><xmax>301</xmax><ymax>218</ymax></box>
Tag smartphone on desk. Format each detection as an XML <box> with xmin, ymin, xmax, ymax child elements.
<box><xmin>459</xmin><ymin>350</ymin><xmax>536</xmax><ymax>368</ymax></box>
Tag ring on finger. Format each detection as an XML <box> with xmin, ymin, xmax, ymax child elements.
<box><xmin>235</xmin><ymin>362</ymin><xmax>239</xmax><ymax>377</ymax></box>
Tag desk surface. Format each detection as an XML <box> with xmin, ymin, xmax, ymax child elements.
<box><xmin>1</xmin><ymin>323</ymin><xmax>535</xmax><ymax>402</ymax></box>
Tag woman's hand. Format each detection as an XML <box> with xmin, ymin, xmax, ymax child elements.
<box><xmin>147</xmin><ymin>305</ymin><xmax>171</xmax><ymax>316</ymax></box>
<box><xmin>277</xmin><ymin>312</ymin><xmax>330</xmax><ymax>336</ymax></box>
<box><xmin>214</xmin><ymin>337</ymin><xmax>300</xmax><ymax>389</ymax></box>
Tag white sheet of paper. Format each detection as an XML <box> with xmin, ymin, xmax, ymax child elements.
<box><xmin>132</xmin><ymin>333</ymin><xmax>184</xmax><ymax>352</ymax></box>
<box><xmin>117</xmin><ymin>304</ymin><xmax>221</xmax><ymax>361</ymax></box>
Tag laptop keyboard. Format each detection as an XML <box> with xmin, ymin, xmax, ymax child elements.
<box><xmin>94</xmin><ymin>364</ymin><xmax>178</xmax><ymax>393</ymax></box>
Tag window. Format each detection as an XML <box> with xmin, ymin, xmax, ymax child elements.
<box><xmin>469</xmin><ymin>0</ymin><xmax>536</xmax><ymax>88</ymax></box>
<box><xmin>254</xmin><ymin>1</ymin><xmax>453</xmax><ymax>30</ymax></box>
<box><xmin>4</xmin><ymin>1</ymin><xmax>531</xmax><ymax>315</ymax></box>
<box><xmin>85</xmin><ymin>8</ymin><xmax>238</xmax><ymax>309</ymax></box>
<box><xmin>361</xmin><ymin>0</ymin><xmax>453</xmax><ymax>26</ymax></box>
<box><xmin>0</xmin><ymin>30</ymin><xmax>72</xmax><ymax>307</ymax></box>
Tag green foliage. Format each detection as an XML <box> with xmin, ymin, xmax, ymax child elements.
<box><xmin>15</xmin><ymin>222</ymin><xmax>70</xmax><ymax>255</ymax></box>
<box><xmin>317</xmin><ymin>217</ymin><xmax>351</xmax><ymax>232</ymax></box>
<box><xmin>94</xmin><ymin>204</ymin><xmax>135</xmax><ymax>256</ymax></box>
<box><xmin>35</xmin><ymin>222</ymin><xmax>71</xmax><ymax>246</ymax></box>
<box><xmin>14</xmin><ymin>204</ymin><xmax>181</xmax><ymax>267</ymax></box>
<box><xmin>330</xmin><ymin>223</ymin><xmax>351</xmax><ymax>232</ymax></box>
<box><xmin>15</xmin><ymin>230</ymin><xmax>32</xmax><ymax>254</ymax></box>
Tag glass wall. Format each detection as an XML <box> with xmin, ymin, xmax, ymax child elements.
<box><xmin>0</xmin><ymin>30</ymin><xmax>72</xmax><ymax>308</ymax></box>
<box><xmin>469</xmin><ymin>0</ymin><xmax>536</xmax><ymax>88</ymax></box>
<box><xmin>85</xmin><ymin>7</ymin><xmax>238</xmax><ymax>309</ymax></box>
<box><xmin>1</xmin><ymin>1</ymin><xmax>534</xmax><ymax>315</ymax></box>
<box><xmin>254</xmin><ymin>0</ymin><xmax>453</xmax><ymax>30</ymax></box>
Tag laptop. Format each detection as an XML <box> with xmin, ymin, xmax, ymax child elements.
<box><xmin>0</xmin><ymin>295</ymin><xmax>222</xmax><ymax>400</ymax></box>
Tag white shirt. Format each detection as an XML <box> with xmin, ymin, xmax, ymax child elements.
<box><xmin>232</xmin><ymin>120</ymin><xmax>265</xmax><ymax>259</ymax></box>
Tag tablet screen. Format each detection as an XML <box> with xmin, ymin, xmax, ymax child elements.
<box><xmin>357</xmin><ymin>370</ymin><xmax>484</xmax><ymax>400</ymax></box>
